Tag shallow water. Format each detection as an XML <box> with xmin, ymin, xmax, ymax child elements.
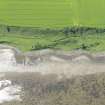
<box><xmin>0</xmin><ymin>46</ymin><xmax>105</xmax><ymax>75</ymax></box>
<box><xmin>0</xmin><ymin>46</ymin><xmax>105</xmax><ymax>104</ymax></box>
<box><xmin>0</xmin><ymin>79</ymin><xmax>22</xmax><ymax>103</ymax></box>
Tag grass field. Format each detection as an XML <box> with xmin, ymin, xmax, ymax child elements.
<box><xmin>0</xmin><ymin>33</ymin><xmax>105</xmax><ymax>52</ymax></box>
<box><xmin>0</xmin><ymin>0</ymin><xmax>105</xmax><ymax>27</ymax></box>
<box><xmin>0</xmin><ymin>0</ymin><xmax>105</xmax><ymax>52</ymax></box>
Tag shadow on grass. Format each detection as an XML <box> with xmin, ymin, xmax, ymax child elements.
<box><xmin>0</xmin><ymin>41</ymin><xmax>12</xmax><ymax>44</ymax></box>
<box><xmin>31</xmin><ymin>36</ymin><xmax>78</xmax><ymax>51</ymax></box>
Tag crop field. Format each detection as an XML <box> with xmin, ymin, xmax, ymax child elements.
<box><xmin>0</xmin><ymin>0</ymin><xmax>105</xmax><ymax>27</ymax></box>
<box><xmin>0</xmin><ymin>0</ymin><xmax>105</xmax><ymax>52</ymax></box>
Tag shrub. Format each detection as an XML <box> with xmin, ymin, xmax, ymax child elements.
<box><xmin>31</xmin><ymin>43</ymin><xmax>50</xmax><ymax>50</ymax></box>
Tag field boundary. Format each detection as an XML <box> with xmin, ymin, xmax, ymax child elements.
<box><xmin>0</xmin><ymin>24</ymin><xmax>105</xmax><ymax>35</ymax></box>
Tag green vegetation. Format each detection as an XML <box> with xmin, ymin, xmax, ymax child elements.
<box><xmin>0</xmin><ymin>33</ymin><xmax>105</xmax><ymax>52</ymax></box>
<box><xmin>0</xmin><ymin>0</ymin><xmax>104</xmax><ymax>52</ymax></box>
<box><xmin>0</xmin><ymin>0</ymin><xmax>105</xmax><ymax>105</ymax></box>
<box><xmin>0</xmin><ymin>0</ymin><xmax>105</xmax><ymax>52</ymax></box>
<box><xmin>0</xmin><ymin>0</ymin><xmax>105</xmax><ymax>27</ymax></box>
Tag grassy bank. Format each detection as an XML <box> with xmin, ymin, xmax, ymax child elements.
<box><xmin>0</xmin><ymin>25</ymin><xmax>104</xmax><ymax>52</ymax></box>
<box><xmin>0</xmin><ymin>33</ymin><xmax>105</xmax><ymax>52</ymax></box>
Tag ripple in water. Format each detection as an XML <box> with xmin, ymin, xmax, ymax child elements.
<box><xmin>0</xmin><ymin>80</ymin><xmax>22</xmax><ymax>103</ymax></box>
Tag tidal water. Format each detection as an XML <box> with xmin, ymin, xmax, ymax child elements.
<box><xmin>0</xmin><ymin>45</ymin><xmax>105</xmax><ymax>104</ymax></box>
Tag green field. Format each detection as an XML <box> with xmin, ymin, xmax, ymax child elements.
<box><xmin>0</xmin><ymin>0</ymin><xmax>105</xmax><ymax>27</ymax></box>
<box><xmin>0</xmin><ymin>0</ymin><xmax>105</xmax><ymax>52</ymax></box>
